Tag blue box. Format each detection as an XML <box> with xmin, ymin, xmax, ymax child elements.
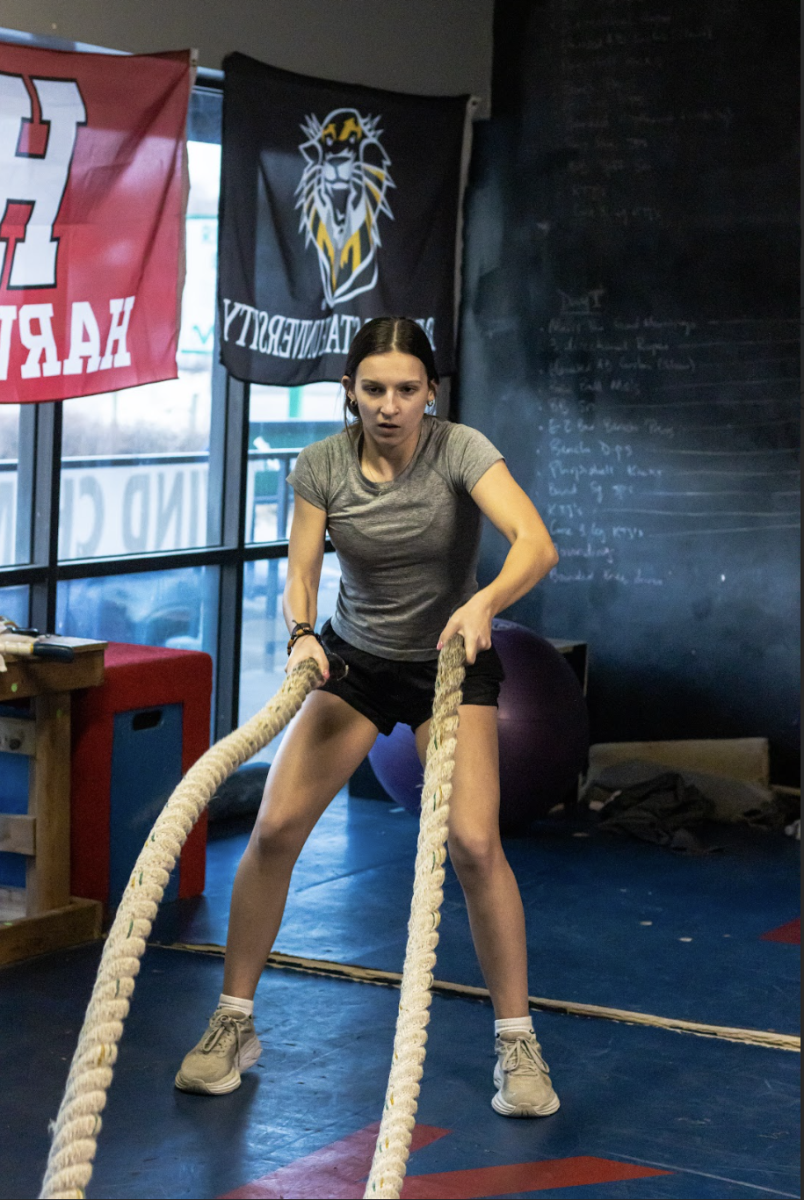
<box><xmin>108</xmin><ymin>704</ymin><xmax>184</xmax><ymax>906</ymax></box>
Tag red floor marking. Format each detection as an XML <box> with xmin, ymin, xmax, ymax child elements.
<box><xmin>219</xmin><ymin>1123</ymin><xmax>449</xmax><ymax>1199</ymax></box>
<box><xmin>401</xmin><ymin>1157</ymin><xmax>671</xmax><ymax>1198</ymax></box>
<box><xmin>220</xmin><ymin>1125</ymin><xmax>670</xmax><ymax>1200</ymax></box>
<box><xmin>761</xmin><ymin>916</ymin><xmax>800</xmax><ymax>944</ymax></box>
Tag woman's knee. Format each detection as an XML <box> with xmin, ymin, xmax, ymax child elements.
<box><xmin>251</xmin><ymin>806</ymin><xmax>310</xmax><ymax>861</ymax></box>
<box><xmin>448</xmin><ymin>827</ymin><xmax>504</xmax><ymax>881</ymax></box>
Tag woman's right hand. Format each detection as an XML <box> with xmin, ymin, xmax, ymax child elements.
<box><xmin>285</xmin><ymin>634</ymin><xmax>331</xmax><ymax>685</ymax></box>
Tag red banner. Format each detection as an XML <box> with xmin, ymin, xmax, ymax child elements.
<box><xmin>0</xmin><ymin>43</ymin><xmax>192</xmax><ymax>404</ymax></box>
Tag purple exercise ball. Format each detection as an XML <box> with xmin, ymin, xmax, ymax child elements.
<box><xmin>367</xmin><ymin>619</ymin><xmax>589</xmax><ymax>833</ymax></box>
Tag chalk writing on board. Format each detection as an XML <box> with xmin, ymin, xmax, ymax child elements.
<box><xmin>553</xmin><ymin>1</ymin><xmax>746</xmax><ymax>229</ymax></box>
<box><xmin>537</xmin><ymin>296</ymin><xmax>799</xmax><ymax>586</ymax></box>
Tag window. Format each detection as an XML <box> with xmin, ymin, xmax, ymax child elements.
<box><xmin>0</xmin><ymin>407</ymin><xmax>21</xmax><ymax>566</ymax></box>
<box><xmin>247</xmin><ymin>383</ymin><xmax>342</xmax><ymax>545</ymax></box>
<box><xmin>57</xmin><ymin>566</ymin><xmax>219</xmax><ymax>656</ymax></box>
<box><xmin>0</xmin><ymin>585</ymin><xmax>28</xmax><ymax>627</ymax></box>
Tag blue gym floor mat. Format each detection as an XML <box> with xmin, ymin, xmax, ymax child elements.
<box><xmin>0</xmin><ymin>942</ymin><xmax>799</xmax><ymax>1200</ymax></box>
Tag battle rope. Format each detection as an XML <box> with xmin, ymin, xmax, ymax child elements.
<box><xmin>40</xmin><ymin>657</ymin><xmax>324</xmax><ymax>1200</ymax></box>
<box><xmin>364</xmin><ymin>635</ymin><xmax>466</xmax><ymax>1199</ymax></box>
<box><xmin>39</xmin><ymin>637</ymin><xmax>465</xmax><ymax>1200</ymax></box>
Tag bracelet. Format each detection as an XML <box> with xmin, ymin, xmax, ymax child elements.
<box><xmin>287</xmin><ymin>622</ymin><xmax>321</xmax><ymax>656</ymax></box>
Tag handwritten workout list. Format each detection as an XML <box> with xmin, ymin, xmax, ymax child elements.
<box><xmin>531</xmin><ymin>0</ymin><xmax>800</xmax><ymax>587</ymax></box>
<box><xmin>540</xmin><ymin>302</ymin><xmax>799</xmax><ymax>587</ymax></box>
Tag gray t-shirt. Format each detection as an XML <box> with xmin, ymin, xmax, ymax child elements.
<box><xmin>287</xmin><ymin>416</ymin><xmax>503</xmax><ymax>660</ymax></box>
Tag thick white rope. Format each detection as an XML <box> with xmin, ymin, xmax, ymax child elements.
<box><xmin>364</xmin><ymin>636</ymin><xmax>466</xmax><ymax>1199</ymax></box>
<box><xmin>39</xmin><ymin>658</ymin><xmax>323</xmax><ymax>1200</ymax></box>
<box><xmin>40</xmin><ymin>638</ymin><xmax>465</xmax><ymax>1200</ymax></box>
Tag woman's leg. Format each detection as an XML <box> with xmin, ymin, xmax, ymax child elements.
<box><xmin>223</xmin><ymin>691</ymin><xmax>378</xmax><ymax>999</ymax></box>
<box><xmin>415</xmin><ymin>705</ymin><xmax>529</xmax><ymax>1017</ymax></box>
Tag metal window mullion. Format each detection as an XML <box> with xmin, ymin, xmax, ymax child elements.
<box><xmin>222</xmin><ymin>376</ymin><xmax>249</xmax><ymax>551</ymax></box>
<box><xmin>0</xmin><ymin>563</ymin><xmax>48</xmax><ymax>587</ymax></box>
<box><xmin>205</xmin><ymin>325</ymin><xmax>228</xmax><ymax>549</ymax></box>
<box><xmin>29</xmin><ymin>401</ymin><xmax>62</xmax><ymax>632</ymax></box>
<box><xmin>55</xmin><ymin>546</ymin><xmax>236</xmax><ymax>579</ymax></box>
<box><xmin>15</xmin><ymin>404</ymin><xmax>36</xmax><ymax>567</ymax></box>
<box><xmin>214</xmin><ymin>372</ymin><xmax>250</xmax><ymax>740</ymax></box>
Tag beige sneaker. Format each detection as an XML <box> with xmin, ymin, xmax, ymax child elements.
<box><xmin>174</xmin><ymin>1007</ymin><xmax>262</xmax><ymax>1095</ymax></box>
<box><xmin>492</xmin><ymin>1030</ymin><xmax>561</xmax><ymax>1117</ymax></box>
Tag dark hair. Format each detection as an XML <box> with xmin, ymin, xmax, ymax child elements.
<box><xmin>342</xmin><ymin>316</ymin><xmax>439</xmax><ymax>428</ymax></box>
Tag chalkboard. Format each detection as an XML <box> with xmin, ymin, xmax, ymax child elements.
<box><xmin>460</xmin><ymin>0</ymin><xmax>800</xmax><ymax>779</ymax></box>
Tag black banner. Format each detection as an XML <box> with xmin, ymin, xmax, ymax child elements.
<box><xmin>218</xmin><ymin>53</ymin><xmax>468</xmax><ymax>385</ymax></box>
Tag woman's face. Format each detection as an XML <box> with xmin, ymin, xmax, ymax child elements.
<box><xmin>345</xmin><ymin>351</ymin><xmax>436</xmax><ymax>450</ymax></box>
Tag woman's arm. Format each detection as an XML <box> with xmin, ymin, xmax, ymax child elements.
<box><xmin>437</xmin><ymin>461</ymin><xmax>558</xmax><ymax>663</ymax></box>
<box><xmin>283</xmin><ymin>494</ymin><xmax>331</xmax><ymax>679</ymax></box>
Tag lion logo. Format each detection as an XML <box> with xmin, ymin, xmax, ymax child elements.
<box><xmin>295</xmin><ymin>107</ymin><xmax>394</xmax><ymax>307</ymax></box>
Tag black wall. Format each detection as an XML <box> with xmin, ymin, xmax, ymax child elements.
<box><xmin>459</xmin><ymin>0</ymin><xmax>800</xmax><ymax>781</ymax></box>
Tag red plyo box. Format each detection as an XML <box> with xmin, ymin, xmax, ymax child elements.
<box><xmin>70</xmin><ymin>642</ymin><xmax>212</xmax><ymax>905</ymax></box>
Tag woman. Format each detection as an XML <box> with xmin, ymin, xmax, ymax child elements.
<box><xmin>176</xmin><ymin>317</ymin><xmax>561</xmax><ymax>1118</ymax></box>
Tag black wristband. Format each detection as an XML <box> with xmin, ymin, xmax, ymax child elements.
<box><xmin>287</xmin><ymin>623</ymin><xmax>321</xmax><ymax>656</ymax></box>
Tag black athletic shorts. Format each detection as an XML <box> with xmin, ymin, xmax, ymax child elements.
<box><xmin>318</xmin><ymin>619</ymin><xmax>505</xmax><ymax>736</ymax></box>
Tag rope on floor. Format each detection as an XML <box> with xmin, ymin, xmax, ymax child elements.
<box><xmin>363</xmin><ymin>636</ymin><xmax>465</xmax><ymax>1199</ymax></box>
<box><xmin>167</xmin><ymin>947</ymin><xmax>802</xmax><ymax>1054</ymax></box>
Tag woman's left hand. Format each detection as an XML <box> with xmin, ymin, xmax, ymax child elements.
<box><xmin>437</xmin><ymin>596</ymin><xmax>493</xmax><ymax>665</ymax></box>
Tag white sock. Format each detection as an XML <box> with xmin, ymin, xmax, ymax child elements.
<box><xmin>218</xmin><ymin>992</ymin><xmax>253</xmax><ymax>1017</ymax></box>
<box><xmin>495</xmin><ymin>1016</ymin><xmax>534</xmax><ymax>1038</ymax></box>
